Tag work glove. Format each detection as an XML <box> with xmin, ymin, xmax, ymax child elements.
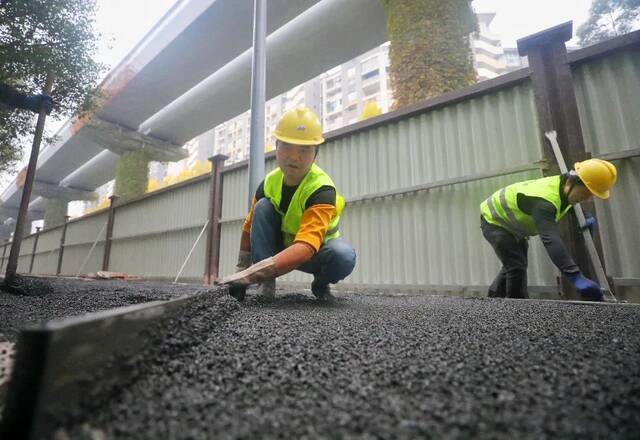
<box><xmin>564</xmin><ymin>271</ymin><xmax>603</xmax><ymax>301</ymax></box>
<box><xmin>24</xmin><ymin>94</ymin><xmax>54</xmax><ymax>114</ymax></box>
<box><xmin>580</xmin><ymin>215</ymin><xmax>597</xmax><ymax>234</ymax></box>
<box><xmin>235</xmin><ymin>250</ymin><xmax>252</xmax><ymax>272</ymax></box>
<box><xmin>217</xmin><ymin>257</ymin><xmax>277</xmax><ymax>287</ymax></box>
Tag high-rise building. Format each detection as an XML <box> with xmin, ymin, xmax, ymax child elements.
<box><xmin>321</xmin><ymin>42</ymin><xmax>394</xmax><ymax>132</ymax></box>
<box><xmin>472</xmin><ymin>13</ymin><xmax>508</xmax><ymax>81</ymax></box>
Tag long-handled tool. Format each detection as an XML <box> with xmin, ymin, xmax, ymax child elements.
<box><xmin>545</xmin><ymin>131</ymin><xmax>616</xmax><ymax>302</ymax></box>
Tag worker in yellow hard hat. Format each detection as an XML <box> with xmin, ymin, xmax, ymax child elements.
<box><xmin>359</xmin><ymin>100</ymin><xmax>382</xmax><ymax>121</ymax></box>
<box><xmin>479</xmin><ymin>159</ymin><xmax>617</xmax><ymax>301</ymax></box>
<box><xmin>218</xmin><ymin>106</ymin><xmax>356</xmax><ymax>301</ymax></box>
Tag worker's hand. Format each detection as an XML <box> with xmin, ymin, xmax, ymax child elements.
<box><xmin>564</xmin><ymin>271</ymin><xmax>603</xmax><ymax>301</ymax></box>
<box><xmin>24</xmin><ymin>94</ymin><xmax>54</xmax><ymax>114</ymax></box>
<box><xmin>580</xmin><ymin>215</ymin><xmax>597</xmax><ymax>234</ymax></box>
<box><xmin>235</xmin><ymin>250</ymin><xmax>252</xmax><ymax>273</ymax></box>
<box><xmin>217</xmin><ymin>257</ymin><xmax>277</xmax><ymax>287</ymax></box>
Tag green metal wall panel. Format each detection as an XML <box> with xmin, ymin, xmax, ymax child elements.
<box><xmin>573</xmin><ymin>47</ymin><xmax>640</xmax><ymax>281</ymax></box>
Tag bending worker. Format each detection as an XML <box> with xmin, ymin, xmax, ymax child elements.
<box><xmin>480</xmin><ymin>159</ymin><xmax>617</xmax><ymax>301</ymax></box>
<box><xmin>218</xmin><ymin>106</ymin><xmax>356</xmax><ymax>301</ymax></box>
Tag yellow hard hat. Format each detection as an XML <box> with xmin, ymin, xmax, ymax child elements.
<box><xmin>574</xmin><ymin>158</ymin><xmax>617</xmax><ymax>199</ymax></box>
<box><xmin>274</xmin><ymin>106</ymin><xmax>324</xmax><ymax>146</ymax></box>
<box><xmin>359</xmin><ymin>100</ymin><xmax>382</xmax><ymax>121</ymax></box>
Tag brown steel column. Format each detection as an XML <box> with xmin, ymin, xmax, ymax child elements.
<box><xmin>56</xmin><ymin>215</ymin><xmax>70</xmax><ymax>275</ymax></box>
<box><xmin>102</xmin><ymin>195</ymin><xmax>119</xmax><ymax>271</ymax></box>
<box><xmin>204</xmin><ymin>154</ymin><xmax>228</xmax><ymax>284</ymax></box>
<box><xmin>1</xmin><ymin>240</ymin><xmax>9</xmax><ymax>272</ymax></box>
<box><xmin>518</xmin><ymin>22</ymin><xmax>605</xmax><ymax>298</ymax></box>
<box><xmin>28</xmin><ymin>227</ymin><xmax>41</xmax><ymax>274</ymax></box>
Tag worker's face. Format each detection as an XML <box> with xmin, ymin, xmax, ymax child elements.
<box><xmin>565</xmin><ymin>181</ymin><xmax>593</xmax><ymax>204</ymax></box>
<box><xmin>276</xmin><ymin>140</ymin><xmax>317</xmax><ymax>184</ymax></box>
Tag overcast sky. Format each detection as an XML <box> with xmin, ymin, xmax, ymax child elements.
<box><xmin>473</xmin><ymin>0</ymin><xmax>593</xmax><ymax>47</ymax></box>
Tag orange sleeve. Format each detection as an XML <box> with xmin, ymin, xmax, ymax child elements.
<box><xmin>294</xmin><ymin>204</ymin><xmax>336</xmax><ymax>252</ymax></box>
<box><xmin>242</xmin><ymin>197</ymin><xmax>257</xmax><ymax>234</ymax></box>
<box><xmin>273</xmin><ymin>242</ymin><xmax>315</xmax><ymax>275</ymax></box>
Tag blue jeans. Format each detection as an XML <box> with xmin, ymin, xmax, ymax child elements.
<box><xmin>250</xmin><ymin>198</ymin><xmax>356</xmax><ymax>286</ymax></box>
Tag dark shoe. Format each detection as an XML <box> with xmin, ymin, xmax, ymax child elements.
<box><xmin>311</xmin><ymin>280</ymin><xmax>333</xmax><ymax>300</ymax></box>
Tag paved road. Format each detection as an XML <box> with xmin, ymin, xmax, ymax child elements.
<box><xmin>69</xmin><ymin>291</ymin><xmax>640</xmax><ymax>439</ymax></box>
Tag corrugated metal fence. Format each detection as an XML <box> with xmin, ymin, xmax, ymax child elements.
<box><xmin>2</xmin><ymin>30</ymin><xmax>638</xmax><ymax>299</ymax></box>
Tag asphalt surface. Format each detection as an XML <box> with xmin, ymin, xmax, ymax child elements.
<box><xmin>54</xmin><ymin>290</ymin><xmax>640</xmax><ymax>439</ymax></box>
<box><xmin>0</xmin><ymin>276</ymin><xmax>204</xmax><ymax>342</ymax></box>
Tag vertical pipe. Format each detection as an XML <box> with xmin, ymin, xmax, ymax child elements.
<box><xmin>101</xmin><ymin>195</ymin><xmax>119</xmax><ymax>271</ymax></box>
<box><xmin>28</xmin><ymin>227</ymin><xmax>41</xmax><ymax>274</ymax></box>
<box><xmin>204</xmin><ymin>154</ymin><xmax>229</xmax><ymax>284</ymax></box>
<box><xmin>56</xmin><ymin>216</ymin><xmax>70</xmax><ymax>275</ymax></box>
<box><xmin>5</xmin><ymin>72</ymin><xmax>55</xmax><ymax>285</ymax></box>
<box><xmin>247</xmin><ymin>0</ymin><xmax>267</xmax><ymax>209</ymax></box>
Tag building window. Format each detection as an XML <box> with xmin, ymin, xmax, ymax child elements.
<box><xmin>362</xmin><ymin>68</ymin><xmax>379</xmax><ymax>81</ymax></box>
<box><xmin>361</xmin><ymin>56</ymin><xmax>378</xmax><ymax>74</ymax></box>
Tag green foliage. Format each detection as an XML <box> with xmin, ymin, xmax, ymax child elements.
<box><xmin>578</xmin><ymin>0</ymin><xmax>640</xmax><ymax>46</ymax></box>
<box><xmin>114</xmin><ymin>150</ymin><xmax>150</xmax><ymax>201</ymax></box>
<box><xmin>0</xmin><ymin>0</ymin><xmax>104</xmax><ymax>174</ymax></box>
<box><xmin>43</xmin><ymin>198</ymin><xmax>67</xmax><ymax>229</ymax></box>
<box><xmin>382</xmin><ymin>0</ymin><xmax>477</xmax><ymax>109</ymax></box>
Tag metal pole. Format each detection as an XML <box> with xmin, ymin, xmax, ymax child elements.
<box><xmin>102</xmin><ymin>195</ymin><xmax>119</xmax><ymax>271</ymax></box>
<box><xmin>247</xmin><ymin>0</ymin><xmax>267</xmax><ymax>209</ymax></box>
<box><xmin>1</xmin><ymin>240</ymin><xmax>9</xmax><ymax>272</ymax></box>
<box><xmin>545</xmin><ymin>131</ymin><xmax>616</xmax><ymax>302</ymax></box>
<box><xmin>56</xmin><ymin>215</ymin><xmax>70</xmax><ymax>275</ymax></box>
<box><xmin>204</xmin><ymin>154</ymin><xmax>228</xmax><ymax>284</ymax></box>
<box><xmin>5</xmin><ymin>72</ymin><xmax>54</xmax><ymax>285</ymax></box>
<box><xmin>28</xmin><ymin>227</ymin><xmax>41</xmax><ymax>274</ymax></box>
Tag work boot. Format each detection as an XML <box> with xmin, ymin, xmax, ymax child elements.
<box><xmin>257</xmin><ymin>278</ymin><xmax>276</xmax><ymax>300</ymax></box>
<box><xmin>311</xmin><ymin>280</ymin><xmax>333</xmax><ymax>301</ymax></box>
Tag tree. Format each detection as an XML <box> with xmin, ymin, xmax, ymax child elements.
<box><xmin>382</xmin><ymin>0</ymin><xmax>477</xmax><ymax>109</ymax></box>
<box><xmin>577</xmin><ymin>0</ymin><xmax>640</xmax><ymax>46</ymax></box>
<box><xmin>0</xmin><ymin>0</ymin><xmax>104</xmax><ymax>175</ymax></box>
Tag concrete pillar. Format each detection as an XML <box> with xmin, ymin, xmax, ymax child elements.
<box><xmin>114</xmin><ymin>150</ymin><xmax>150</xmax><ymax>201</ymax></box>
<box><xmin>43</xmin><ymin>198</ymin><xmax>68</xmax><ymax>229</ymax></box>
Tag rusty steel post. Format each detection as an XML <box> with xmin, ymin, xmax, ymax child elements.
<box><xmin>56</xmin><ymin>216</ymin><xmax>71</xmax><ymax>276</ymax></box>
<box><xmin>517</xmin><ymin>23</ymin><xmax>603</xmax><ymax>299</ymax></box>
<box><xmin>4</xmin><ymin>72</ymin><xmax>55</xmax><ymax>286</ymax></box>
<box><xmin>1</xmin><ymin>240</ymin><xmax>9</xmax><ymax>272</ymax></box>
<box><xmin>28</xmin><ymin>227</ymin><xmax>41</xmax><ymax>274</ymax></box>
<box><xmin>102</xmin><ymin>195</ymin><xmax>119</xmax><ymax>272</ymax></box>
<box><xmin>204</xmin><ymin>154</ymin><xmax>228</xmax><ymax>284</ymax></box>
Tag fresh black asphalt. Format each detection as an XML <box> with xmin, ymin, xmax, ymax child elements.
<box><xmin>1</xmin><ymin>279</ymin><xmax>639</xmax><ymax>438</ymax></box>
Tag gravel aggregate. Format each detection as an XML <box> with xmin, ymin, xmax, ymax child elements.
<box><xmin>62</xmin><ymin>292</ymin><xmax>640</xmax><ymax>439</ymax></box>
<box><xmin>0</xmin><ymin>276</ymin><xmax>208</xmax><ymax>342</ymax></box>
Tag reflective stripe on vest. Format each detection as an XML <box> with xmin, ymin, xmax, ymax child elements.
<box><xmin>480</xmin><ymin>175</ymin><xmax>572</xmax><ymax>238</ymax></box>
<box><xmin>263</xmin><ymin>163</ymin><xmax>343</xmax><ymax>247</ymax></box>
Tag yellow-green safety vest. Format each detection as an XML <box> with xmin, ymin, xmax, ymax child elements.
<box><xmin>263</xmin><ymin>164</ymin><xmax>345</xmax><ymax>247</ymax></box>
<box><xmin>480</xmin><ymin>175</ymin><xmax>572</xmax><ymax>238</ymax></box>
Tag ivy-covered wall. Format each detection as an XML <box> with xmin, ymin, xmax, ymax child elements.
<box><xmin>383</xmin><ymin>0</ymin><xmax>477</xmax><ymax>109</ymax></box>
<box><xmin>114</xmin><ymin>150</ymin><xmax>150</xmax><ymax>201</ymax></box>
<box><xmin>43</xmin><ymin>198</ymin><xmax>67</xmax><ymax>229</ymax></box>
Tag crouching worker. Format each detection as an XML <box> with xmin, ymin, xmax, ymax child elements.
<box><xmin>480</xmin><ymin>159</ymin><xmax>617</xmax><ymax>301</ymax></box>
<box><xmin>218</xmin><ymin>106</ymin><xmax>356</xmax><ymax>301</ymax></box>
